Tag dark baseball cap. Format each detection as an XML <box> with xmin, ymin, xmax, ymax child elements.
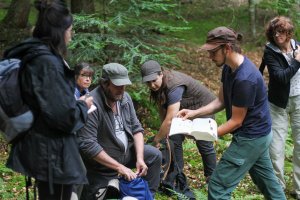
<box><xmin>102</xmin><ymin>63</ymin><xmax>132</xmax><ymax>86</ymax></box>
<box><xmin>200</xmin><ymin>26</ymin><xmax>238</xmax><ymax>51</ymax></box>
<box><xmin>141</xmin><ymin>60</ymin><xmax>162</xmax><ymax>83</ymax></box>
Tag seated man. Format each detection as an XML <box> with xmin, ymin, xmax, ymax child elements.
<box><xmin>77</xmin><ymin>63</ymin><xmax>162</xmax><ymax>200</ymax></box>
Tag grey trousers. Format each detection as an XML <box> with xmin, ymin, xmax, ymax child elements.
<box><xmin>80</xmin><ymin>144</ymin><xmax>162</xmax><ymax>200</ymax></box>
<box><xmin>269</xmin><ymin>98</ymin><xmax>300</xmax><ymax>196</ymax></box>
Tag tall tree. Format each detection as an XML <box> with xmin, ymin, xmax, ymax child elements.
<box><xmin>71</xmin><ymin>0</ymin><xmax>95</xmax><ymax>14</ymax></box>
<box><xmin>2</xmin><ymin>0</ymin><xmax>31</xmax><ymax>28</ymax></box>
<box><xmin>70</xmin><ymin>0</ymin><xmax>187</xmax><ymax>71</ymax></box>
<box><xmin>249</xmin><ymin>0</ymin><xmax>257</xmax><ymax>37</ymax></box>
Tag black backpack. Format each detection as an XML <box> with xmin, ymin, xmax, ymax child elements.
<box><xmin>0</xmin><ymin>58</ymin><xmax>34</xmax><ymax>143</ymax></box>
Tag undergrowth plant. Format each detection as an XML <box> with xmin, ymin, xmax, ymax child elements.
<box><xmin>68</xmin><ymin>0</ymin><xmax>190</xmax><ymax>123</ymax></box>
<box><xmin>69</xmin><ymin>0</ymin><xmax>189</xmax><ymax>75</ymax></box>
<box><xmin>258</xmin><ymin>0</ymin><xmax>300</xmax><ymax>37</ymax></box>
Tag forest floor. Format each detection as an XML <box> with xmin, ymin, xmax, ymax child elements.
<box><xmin>175</xmin><ymin>42</ymin><xmax>265</xmax><ymax>95</ymax></box>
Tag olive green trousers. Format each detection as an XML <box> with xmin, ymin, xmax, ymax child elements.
<box><xmin>208</xmin><ymin>132</ymin><xmax>286</xmax><ymax>200</ymax></box>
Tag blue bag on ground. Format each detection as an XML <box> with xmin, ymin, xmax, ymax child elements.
<box><xmin>119</xmin><ymin>177</ymin><xmax>153</xmax><ymax>200</ymax></box>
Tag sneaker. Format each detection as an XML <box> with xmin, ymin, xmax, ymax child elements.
<box><xmin>106</xmin><ymin>179</ymin><xmax>120</xmax><ymax>199</ymax></box>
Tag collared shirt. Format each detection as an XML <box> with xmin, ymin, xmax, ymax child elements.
<box><xmin>74</xmin><ymin>86</ymin><xmax>89</xmax><ymax>99</ymax></box>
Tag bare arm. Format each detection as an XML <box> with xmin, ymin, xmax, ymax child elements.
<box><xmin>217</xmin><ymin>106</ymin><xmax>247</xmax><ymax>136</ymax></box>
<box><xmin>154</xmin><ymin>102</ymin><xmax>180</xmax><ymax>144</ymax></box>
<box><xmin>133</xmin><ymin>132</ymin><xmax>148</xmax><ymax>176</ymax></box>
<box><xmin>93</xmin><ymin>150</ymin><xmax>137</xmax><ymax>181</ymax></box>
<box><xmin>177</xmin><ymin>86</ymin><xmax>225</xmax><ymax>119</ymax></box>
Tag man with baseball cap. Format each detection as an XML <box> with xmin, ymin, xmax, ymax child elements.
<box><xmin>78</xmin><ymin>63</ymin><xmax>162</xmax><ymax>200</ymax></box>
<box><xmin>141</xmin><ymin>59</ymin><xmax>217</xmax><ymax>199</ymax></box>
<box><xmin>177</xmin><ymin>27</ymin><xmax>286</xmax><ymax>199</ymax></box>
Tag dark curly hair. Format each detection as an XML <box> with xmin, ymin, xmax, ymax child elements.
<box><xmin>265</xmin><ymin>16</ymin><xmax>294</xmax><ymax>45</ymax></box>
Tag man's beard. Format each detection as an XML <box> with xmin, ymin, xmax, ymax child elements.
<box><xmin>103</xmin><ymin>87</ymin><xmax>123</xmax><ymax>102</ymax></box>
<box><xmin>215</xmin><ymin>50</ymin><xmax>226</xmax><ymax>67</ymax></box>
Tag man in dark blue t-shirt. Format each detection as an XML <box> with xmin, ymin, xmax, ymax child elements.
<box><xmin>177</xmin><ymin>26</ymin><xmax>286</xmax><ymax>199</ymax></box>
<box><xmin>222</xmin><ymin>57</ymin><xmax>271</xmax><ymax>138</ymax></box>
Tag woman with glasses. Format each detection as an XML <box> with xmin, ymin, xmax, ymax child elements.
<box><xmin>260</xmin><ymin>16</ymin><xmax>300</xmax><ymax>199</ymax></box>
<box><xmin>74</xmin><ymin>62</ymin><xmax>94</xmax><ymax>99</ymax></box>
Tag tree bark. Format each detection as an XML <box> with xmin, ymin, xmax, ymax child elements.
<box><xmin>2</xmin><ymin>0</ymin><xmax>31</xmax><ymax>28</ymax></box>
<box><xmin>249</xmin><ymin>0</ymin><xmax>256</xmax><ymax>38</ymax></box>
<box><xmin>71</xmin><ymin>0</ymin><xmax>95</xmax><ymax>14</ymax></box>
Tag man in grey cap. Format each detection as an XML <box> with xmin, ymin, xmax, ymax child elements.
<box><xmin>177</xmin><ymin>27</ymin><xmax>286</xmax><ymax>199</ymax></box>
<box><xmin>77</xmin><ymin>63</ymin><xmax>162</xmax><ymax>200</ymax></box>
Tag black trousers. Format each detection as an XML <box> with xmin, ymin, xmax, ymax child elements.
<box><xmin>37</xmin><ymin>180</ymin><xmax>73</xmax><ymax>200</ymax></box>
<box><xmin>170</xmin><ymin>134</ymin><xmax>216</xmax><ymax>178</ymax></box>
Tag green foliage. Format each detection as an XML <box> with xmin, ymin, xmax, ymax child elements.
<box><xmin>1</xmin><ymin>1</ymin><xmax>300</xmax><ymax>199</ymax></box>
<box><xmin>0</xmin><ymin>162</ymin><xmax>27</xmax><ymax>199</ymax></box>
<box><xmin>213</xmin><ymin>111</ymin><xmax>232</xmax><ymax>154</ymax></box>
<box><xmin>285</xmin><ymin>127</ymin><xmax>294</xmax><ymax>159</ymax></box>
<box><xmin>128</xmin><ymin>83</ymin><xmax>161</xmax><ymax>129</ymax></box>
<box><xmin>0</xmin><ymin>9</ymin><xmax>7</xmax><ymax>21</ymax></box>
<box><xmin>215</xmin><ymin>111</ymin><xmax>227</xmax><ymax>125</ymax></box>
<box><xmin>69</xmin><ymin>0</ymin><xmax>188</xmax><ymax>72</ymax></box>
<box><xmin>259</xmin><ymin>0</ymin><xmax>299</xmax><ymax>15</ymax></box>
<box><xmin>258</xmin><ymin>0</ymin><xmax>300</xmax><ymax>38</ymax></box>
<box><xmin>69</xmin><ymin>1</ymin><xmax>190</xmax><ymax>128</ymax></box>
<box><xmin>167</xmin><ymin>188</ymin><xmax>190</xmax><ymax>199</ymax></box>
<box><xmin>164</xmin><ymin>3</ymin><xmax>254</xmax><ymax>45</ymax></box>
<box><xmin>194</xmin><ymin>189</ymin><xmax>208</xmax><ymax>199</ymax></box>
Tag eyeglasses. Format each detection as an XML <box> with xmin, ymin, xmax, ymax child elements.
<box><xmin>79</xmin><ymin>74</ymin><xmax>93</xmax><ymax>79</ymax></box>
<box><xmin>274</xmin><ymin>29</ymin><xmax>286</xmax><ymax>36</ymax></box>
<box><xmin>208</xmin><ymin>46</ymin><xmax>223</xmax><ymax>56</ymax></box>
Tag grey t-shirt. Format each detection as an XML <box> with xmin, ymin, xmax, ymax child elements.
<box><xmin>114</xmin><ymin>102</ymin><xmax>128</xmax><ymax>152</ymax></box>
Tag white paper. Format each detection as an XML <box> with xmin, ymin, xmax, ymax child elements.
<box><xmin>87</xmin><ymin>104</ymin><xmax>97</xmax><ymax>114</ymax></box>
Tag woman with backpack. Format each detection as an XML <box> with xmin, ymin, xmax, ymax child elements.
<box><xmin>4</xmin><ymin>0</ymin><xmax>93</xmax><ymax>199</ymax></box>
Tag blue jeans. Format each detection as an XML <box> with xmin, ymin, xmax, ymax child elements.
<box><xmin>208</xmin><ymin>132</ymin><xmax>286</xmax><ymax>200</ymax></box>
<box><xmin>170</xmin><ymin>134</ymin><xmax>216</xmax><ymax>178</ymax></box>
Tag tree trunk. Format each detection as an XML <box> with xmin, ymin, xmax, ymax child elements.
<box><xmin>71</xmin><ymin>0</ymin><xmax>95</xmax><ymax>14</ymax></box>
<box><xmin>248</xmin><ymin>0</ymin><xmax>256</xmax><ymax>38</ymax></box>
<box><xmin>2</xmin><ymin>0</ymin><xmax>31</xmax><ymax>28</ymax></box>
